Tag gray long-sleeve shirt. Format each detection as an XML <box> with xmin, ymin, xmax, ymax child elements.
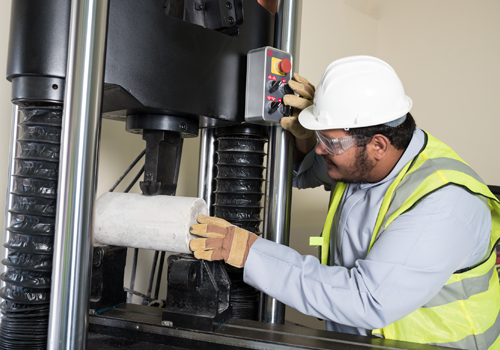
<box><xmin>243</xmin><ymin>128</ymin><xmax>491</xmax><ymax>335</ymax></box>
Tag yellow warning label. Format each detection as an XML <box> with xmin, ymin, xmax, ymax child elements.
<box><xmin>270</xmin><ymin>57</ymin><xmax>285</xmax><ymax>76</ymax></box>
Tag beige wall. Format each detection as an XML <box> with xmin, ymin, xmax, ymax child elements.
<box><xmin>0</xmin><ymin>0</ymin><xmax>499</xmax><ymax>329</ymax></box>
<box><xmin>377</xmin><ymin>0</ymin><xmax>500</xmax><ymax>183</ymax></box>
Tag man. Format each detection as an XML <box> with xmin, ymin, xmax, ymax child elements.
<box><xmin>189</xmin><ymin>56</ymin><xmax>500</xmax><ymax>349</ymax></box>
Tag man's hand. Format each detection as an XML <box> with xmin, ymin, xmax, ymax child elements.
<box><xmin>189</xmin><ymin>215</ymin><xmax>259</xmax><ymax>268</ymax></box>
<box><xmin>281</xmin><ymin>73</ymin><xmax>315</xmax><ymax>140</ymax></box>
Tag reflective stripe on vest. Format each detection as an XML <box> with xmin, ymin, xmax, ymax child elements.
<box><xmin>311</xmin><ymin>131</ymin><xmax>500</xmax><ymax>349</ymax></box>
<box><xmin>309</xmin><ymin>182</ymin><xmax>346</xmax><ymax>265</ymax></box>
<box><xmin>423</xmin><ymin>263</ymin><xmax>496</xmax><ymax>308</ymax></box>
<box><xmin>373</xmin><ymin>252</ymin><xmax>500</xmax><ymax>348</ymax></box>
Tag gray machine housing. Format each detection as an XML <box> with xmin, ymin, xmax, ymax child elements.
<box><xmin>245</xmin><ymin>46</ymin><xmax>292</xmax><ymax>125</ymax></box>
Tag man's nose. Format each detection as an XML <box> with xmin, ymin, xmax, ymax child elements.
<box><xmin>315</xmin><ymin>141</ymin><xmax>328</xmax><ymax>155</ymax></box>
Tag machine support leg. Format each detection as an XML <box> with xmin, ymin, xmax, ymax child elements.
<box><xmin>260</xmin><ymin>0</ymin><xmax>302</xmax><ymax>324</ymax></box>
<box><xmin>47</xmin><ymin>0</ymin><xmax>109</xmax><ymax>348</ymax></box>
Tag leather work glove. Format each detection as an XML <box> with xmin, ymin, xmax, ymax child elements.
<box><xmin>281</xmin><ymin>73</ymin><xmax>315</xmax><ymax>139</ymax></box>
<box><xmin>189</xmin><ymin>214</ymin><xmax>259</xmax><ymax>268</ymax></box>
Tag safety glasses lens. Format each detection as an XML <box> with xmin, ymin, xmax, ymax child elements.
<box><xmin>316</xmin><ymin>132</ymin><xmax>360</xmax><ymax>156</ymax></box>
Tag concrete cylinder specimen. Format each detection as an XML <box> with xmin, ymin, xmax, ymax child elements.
<box><xmin>93</xmin><ymin>192</ymin><xmax>208</xmax><ymax>254</ymax></box>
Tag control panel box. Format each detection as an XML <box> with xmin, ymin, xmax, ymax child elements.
<box><xmin>245</xmin><ymin>47</ymin><xmax>292</xmax><ymax>125</ymax></box>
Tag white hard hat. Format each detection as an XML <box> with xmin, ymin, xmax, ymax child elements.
<box><xmin>299</xmin><ymin>56</ymin><xmax>412</xmax><ymax>130</ymax></box>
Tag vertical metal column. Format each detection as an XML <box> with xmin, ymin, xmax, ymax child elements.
<box><xmin>198</xmin><ymin>128</ymin><xmax>216</xmax><ymax>213</ymax></box>
<box><xmin>2</xmin><ymin>105</ymin><xmax>20</xmax><ymax>284</ymax></box>
<box><xmin>274</xmin><ymin>0</ymin><xmax>302</xmax><ymax>71</ymax></box>
<box><xmin>47</xmin><ymin>0</ymin><xmax>109</xmax><ymax>349</ymax></box>
<box><xmin>260</xmin><ymin>0</ymin><xmax>302</xmax><ymax>324</ymax></box>
<box><xmin>260</xmin><ymin>127</ymin><xmax>294</xmax><ymax>324</ymax></box>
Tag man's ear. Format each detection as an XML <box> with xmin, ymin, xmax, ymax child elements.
<box><xmin>369</xmin><ymin>134</ymin><xmax>390</xmax><ymax>160</ymax></box>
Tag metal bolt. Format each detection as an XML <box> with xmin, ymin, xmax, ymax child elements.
<box><xmin>162</xmin><ymin>320</ymin><xmax>173</xmax><ymax>327</ymax></box>
<box><xmin>89</xmin><ymin>309</ymin><xmax>96</xmax><ymax>315</ymax></box>
<box><xmin>226</xmin><ymin>2</ymin><xmax>232</xmax><ymax>10</ymax></box>
<box><xmin>228</xmin><ymin>16</ymin><xmax>234</xmax><ymax>25</ymax></box>
<box><xmin>52</xmin><ymin>84</ymin><xmax>59</xmax><ymax>90</ymax></box>
<box><xmin>180</xmin><ymin>123</ymin><xmax>187</xmax><ymax>131</ymax></box>
<box><xmin>146</xmin><ymin>172</ymin><xmax>152</xmax><ymax>178</ymax></box>
<box><xmin>93</xmin><ymin>248</ymin><xmax>103</xmax><ymax>268</ymax></box>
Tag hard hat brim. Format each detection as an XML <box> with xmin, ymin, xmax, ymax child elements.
<box><xmin>298</xmin><ymin>105</ymin><xmax>323</xmax><ymax>130</ymax></box>
<box><xmin>298</xmin><ymin>96</ymin><xmax>413</xmax><ymax>131</ymax></box>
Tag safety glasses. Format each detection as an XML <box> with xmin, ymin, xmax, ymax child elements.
<box><xmin>315</xmin><ymin>131</ymin><xmax>368</xmax><ymax>156</ymax></box>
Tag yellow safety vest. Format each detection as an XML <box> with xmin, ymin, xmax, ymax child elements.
<box><xmin>310</xmin><ymin>132</ymin><xmax>500</xmax><ymax>349</ymax></box>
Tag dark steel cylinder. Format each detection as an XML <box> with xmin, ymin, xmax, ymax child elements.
<box><xmin>7</xmin><ymin>0</ymin><xmax>70</xmax><ymax>81</ymax></box>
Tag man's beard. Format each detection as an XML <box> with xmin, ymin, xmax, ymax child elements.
<box><xmin>324</xmin><ymin>146</ymin><xmax>376</xmax><ymax>184</ymax></box>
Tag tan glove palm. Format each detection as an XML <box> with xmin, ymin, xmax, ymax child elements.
<box><xmin>281</xmin><ymin>73</ymin><xmax>315</xmax><ymax>139</ymax></box>
<box><xmin>189</xmin><ymin>215</ymin><xmax>259</xmax><ymax>268</ymax></box>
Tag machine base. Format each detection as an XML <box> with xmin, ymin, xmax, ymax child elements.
<box><xmin>88</xmin><ymin>304</ymin><xmax>441</xmax><ymax>350</ymax></box>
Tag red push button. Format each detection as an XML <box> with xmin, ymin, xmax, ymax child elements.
<box><xmin>278</xmin><ymin>58</ymin><xmax>291</xmax><ymax>74</ymax></box>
